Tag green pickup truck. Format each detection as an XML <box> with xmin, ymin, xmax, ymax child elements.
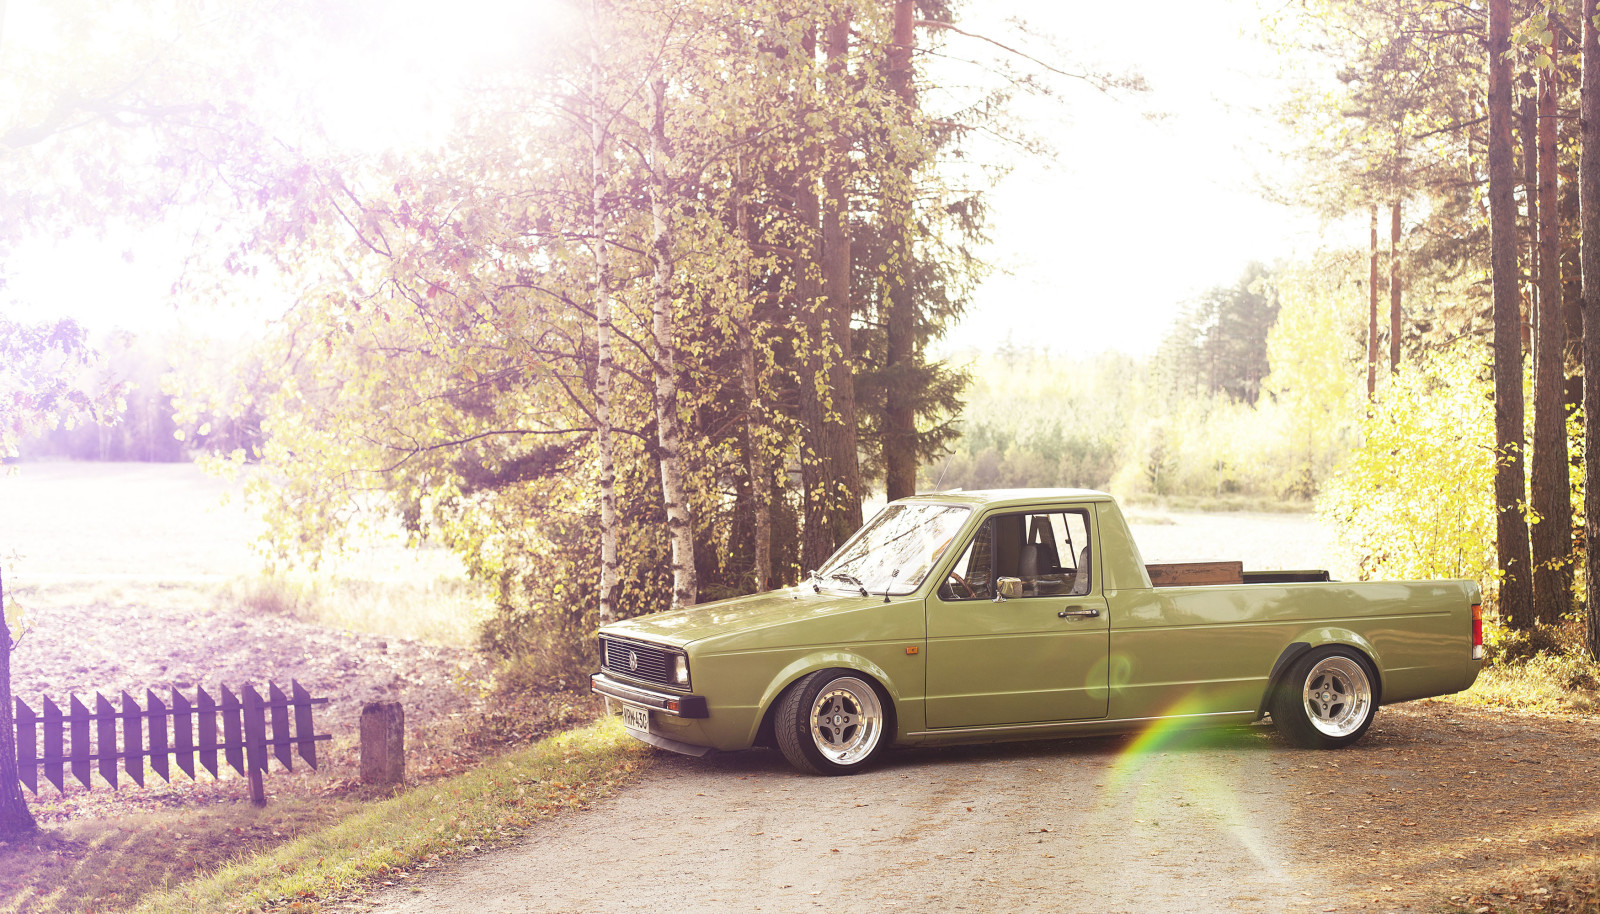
<box><xmin>591</xmin><ymin>489</ymin><xmax>1483</xmax><ymax>775</ymax></box>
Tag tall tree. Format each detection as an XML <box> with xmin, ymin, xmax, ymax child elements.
<box><xmin>648</xmin><ymin>74</ymin><xmax>698</xmax><ymax>611</ymax></box>
<box><xmin>1389</xmin><ymin>200</ymin><xmax>1402</xmax><ymax>372</ymax></box>
<box><xmin>1489</xmin><ymin>0</ymin><xmax>1536</xmax><ymax>629</ymax></box>
<box><xmin>882</xmin><ymin>0</ymin><xmax>920</xmax><ymax>502</ymax></box>
<box><xmin>1582</xmin><ymin>0</ymin><xmax>1600</xmax><ymax>658</ymax></box>
<box><xmin>1369</xmin><ymin>205</ymin><xmax>1380</xmax><ymax>399</ymax></box>
<box><xmin>1531</xmin><ymin>36</ymin><xmax>1572</xmax><ymax>624</ymax></box>
<box><xmin>590</xmin><ymin>2</ymin><xmax>621</xmax><ymax>625</ymax></box>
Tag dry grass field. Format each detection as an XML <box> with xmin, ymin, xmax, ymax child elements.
<box><xmin>0</xmin><ymin>461</ymin><xmax>601</xmax><ymax>914</ymax></box>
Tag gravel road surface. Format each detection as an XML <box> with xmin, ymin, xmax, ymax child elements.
<box><xmin>356</xmin><ymin>726</ymin><xmax>1321</xmax><ymax>914</ymax></box>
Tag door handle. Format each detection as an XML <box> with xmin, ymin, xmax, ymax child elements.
<box><xmin>1058</xmin><ymin>607</ymin><xmax>1100</xmax><ymax>619</ymax></box>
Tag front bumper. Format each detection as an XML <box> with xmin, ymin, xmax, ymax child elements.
<box><xmin>590</xmin><ymin>672</ymin><xmax>709</xmax><ymax>718</ymax></box>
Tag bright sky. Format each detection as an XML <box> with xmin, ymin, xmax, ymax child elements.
<box><xmin>938</xmin><ymin>0</ymin><xmax>1342</xmax><ymax>357</ymax></box>
<box><xmin>3</xmin><ymin>0</ymin><xmax>1347</xmax><ymax>355</ymax></box>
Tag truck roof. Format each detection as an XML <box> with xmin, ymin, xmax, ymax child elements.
<box><xmin>898</xmin><ymin>488</ymin><xmax>1114</xmax><ymax>509</ymax></box>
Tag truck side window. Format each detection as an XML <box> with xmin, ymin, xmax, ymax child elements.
<box><xmin>996</xmin><ymin>510</ymin><xmax>1092</xmax><ymax>597</ymax></box>
<box><xmin>938</xmin><ymin>519</ymin><xmax>992</xmax><ymax>601</ymax></box>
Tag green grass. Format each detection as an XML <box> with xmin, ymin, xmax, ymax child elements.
<box><xmin>1449</xmin><ymin>655</ymin><xmax>1600</xmax><ymax>715</ymax></box>
<box><xmin>0</xmin><ymin>717</ymin><xmax>650</xmax><ymax>914</ymax></box>
<box><xmin>130</xmin><ymin>717</ymin><xmax>652</xmax><ymax>914</ymax></box>
<box><xmin>0</xmin><ymin>792</ymin><xmax>366</xmax><ymax>914</ymax></box>
<box><xmin>1445</xmin><ymin>621</ymin><xmax>1600</xmax><ymax>716</ymax></box>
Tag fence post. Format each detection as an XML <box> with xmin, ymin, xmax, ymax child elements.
<box><xmin>360</xmin><ymin>701</ymin><xmax>404</xmax><ymax>787</ymax></box>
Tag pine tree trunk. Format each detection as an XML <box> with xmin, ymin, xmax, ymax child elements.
<box><xmin>820</xmin><ymin>14</ymin><xmax>863</xmax><ymax>544</ymax></box>
<box><xmin>1489</xmin><ymin>0</ymin><xmax>1536</xmax><ymax>630</ymax></box>
<box><xmin>591</xmin><ymin>7</ymin><xmax>619</xmax><ymax>625</ymax></box>
<box><xmin>1523</xmin><ymin>91</ymin><xmax>1539</xmax><ymax>363</ymax></box>
<box><xmin>1584</xmin><ymin>0</ymin><xmax>1600</xmax><ymax>659</ymax></box>
<box><xmin>1533</xmin><ymin>52</ymin><xmax>1572</xmax><ymax>625</ymax></box>
<box><xmin>648</xmin><ymin>76</ymin><xmax>698</xmax><ymax>611</ymax></box>
<box><xmin>734</xmin><ymin>151</ymin><xmax>772</xmax><ymax>591</ymax></box>
<box><xmin>1388</xmin><ymin>201</ymin><xmax>1402</xmax><ymax>372</ymax></box>
<box><xmin>1368</xmin><ymin>204</ymin><xmax>1379</xmax><ymax>400</ymax></box>
<box><xmin>883</xmin><ymin>0</ymin><xmax>918</xmax><ymax>501</ymax></box>
<box><xmin>0</xmin><ymin>572</ymin><xmax>36</xmax><ymax>837</ymax></box>
<box><xmin>796</xmin><ymin>25</ymin><xmax>832</xmax><ymax>574</ymax></box>
<box><xmin>796</xmin><ymin>22</ymin><xmax>863</xmax><ymax>572</ymax></box>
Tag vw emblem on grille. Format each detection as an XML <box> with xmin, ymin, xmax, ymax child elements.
<box><xmin>628</xmin><ymin>651</ymin><xmax>639</xmax><ymax>672</ymax></box>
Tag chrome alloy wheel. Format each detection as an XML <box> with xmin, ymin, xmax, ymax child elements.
<box><xmin>1301</xmin><ymin>655</ymin><xmax>1372</xmax><ymax>738</ymax></box>
<box><xmin>808</xmin><ymin>677</ymin><xmax>884</xmax><ymax>766</ymax></box>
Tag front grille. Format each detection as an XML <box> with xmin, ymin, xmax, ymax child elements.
<box><xmin>602</xmin><ymin>636</ymin><xmax>676</xmax><ymax>688</ymax></box>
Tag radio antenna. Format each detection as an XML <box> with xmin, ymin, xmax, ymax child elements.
<box><xmin>931</xmin><ymin>449</ymin><xmax>956</xmax><ymax>492</ymax></box>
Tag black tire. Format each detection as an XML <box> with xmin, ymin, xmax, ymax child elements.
<box><xmin>774</xmin><ymin>669</ymin><xmax>891</xmax><ymax>775</ymax></box>
<box><xmin>1271</xmin><ymin>647</ymin><xmax>1378</xmax><ymax>749</ymax></box>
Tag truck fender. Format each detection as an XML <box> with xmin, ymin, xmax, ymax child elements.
<box><xmin>1256</xmin><ymin>631</ymin><xmax>1385</xmax><ymax>719</ymax></box>
<box><xmin>747</xmin><ymin>651</ymin><xmax>902</xmax><ymax>747</ymax></box>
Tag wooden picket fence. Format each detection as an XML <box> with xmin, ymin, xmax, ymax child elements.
<box><xmin>15</xmin><ymin>681</ymin><xmax>330</xmax><ymax>805</ymax></box>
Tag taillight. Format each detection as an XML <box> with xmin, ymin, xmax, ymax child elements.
<box><xmin>1471</xmin><ymin>603</ymin><xmax>1484</xmax><ymax>660</ymax></box>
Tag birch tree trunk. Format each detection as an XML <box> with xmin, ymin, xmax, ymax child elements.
<box><xmin>1533</xmin><ymin>50</ymin><xmax>1572</xmax><ymax>625</ymax></box>
<box><xmin>648</xmin><ymin>76</ymin><xmax>698</xmax><ymax>610</ymax></box>
<box><xmin>0</xmin><ymin>572</ymin><xmax>35</xmax><ymax>838</ymax></box>
<box><xmin>591</xmin><ymin>4</ymin><xmax>620</xmax><ymax>625</ymax></box>
<box><xmin>1388</xmin><ymin>201</ymin><xmax>1401</xmax><ymax>373</ymax></box>
<box><xmin>882</xmin><ymin>0</ymin><xmax>919</xmax><ymax>501</ymax></box>
<box><xmin>1583</xmin><ymin>0</ymin><xmax>1600</xmax><ymax>658</ymax></box>
<box><xmin>1368</xmin><ymin>204</ymin><xmax>1378</xmax><ymax>400</ymax></box>
<box><xmin>1489</xmin><ymin>0</ymin><xmax>1535</xmax><ymax>630</ymax></box>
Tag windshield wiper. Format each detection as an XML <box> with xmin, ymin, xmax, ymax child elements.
<box><xmin>829</xmin><ymin>573</ymin><xmax>869</xmax><ymax>598</ymax></box>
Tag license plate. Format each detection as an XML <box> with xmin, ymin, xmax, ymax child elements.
<box><xmin>621</xmin><ymin>704</ymin><xmax>650</xmax><ymax>733</ymax></box>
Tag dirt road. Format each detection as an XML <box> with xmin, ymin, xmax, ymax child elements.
<box><xmin>354</xmin><ymin>725</ymin><xmax>1322</xmax><ymax>914</ymax></box>
<box><xmin>348</xmin><ymin>701</ymin><xmax>1599</xmax><ymax>914</ymax></box>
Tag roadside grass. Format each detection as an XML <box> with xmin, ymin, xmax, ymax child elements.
<box><xmin>0</xmin><ymin>791</ymin><xmax>364</xmax><ymax>914</ymax></box>
<box><xmin>224</xmin><ymin>573</ymin><xmax>490</xmax><ymax>650</ymax></box>
<box><xmin>130</xmin><ymin>716</ymin><xmax>652</xmax><ymax>914</ymax></box>
<box><xmin>1445</xmin><ymin>620</ymin><xmax>1600</xmax><ymax>715</ymax></box>
<box><xmin>1451</xmin><ymin>656</ymin><xmax>1600</xmax><ymax>715</ymax></box>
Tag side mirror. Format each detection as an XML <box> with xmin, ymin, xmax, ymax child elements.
<box><xmin>994</xmin><ymin>577</ymin><xmax>1022</xmax><ymax>602</ymax></box>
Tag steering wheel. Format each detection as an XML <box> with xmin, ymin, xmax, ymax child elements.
<box><xmin>946</xmin><ymin>569</ymin><xmax>977</xmax><ymax>599</ymax></box>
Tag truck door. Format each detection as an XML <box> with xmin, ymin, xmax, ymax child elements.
<box><xmin>925</xmin><ymin>507</ymin><xmax>1110</xmax><ymax>728</ymax></box>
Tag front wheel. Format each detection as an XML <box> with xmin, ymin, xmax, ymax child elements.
<box><xmin>1271</xmin><ymin>647</ymin><xmax>1377</xmax><ymax>749</ymax></box>
<box><xmin>774</xmin><ymin>670</ymin><xmax>890</xmax><ymax>775</ymax></box>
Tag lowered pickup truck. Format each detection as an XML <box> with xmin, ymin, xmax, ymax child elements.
<box><xmin>591</xmin><ymin>489</ymin><xmax>1483</xmax><ymax>775</ymax></box>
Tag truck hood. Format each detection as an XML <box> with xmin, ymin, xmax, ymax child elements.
<box><xmin>601</xmin><ymin>586</ymin><xmax>879</xmax><ymax>646</ymax></box>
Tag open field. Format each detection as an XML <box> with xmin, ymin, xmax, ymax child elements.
<box><xmin>0</xmin><ymin>461</ymin><xmax>602</xmax><ymax>914</ymax></box>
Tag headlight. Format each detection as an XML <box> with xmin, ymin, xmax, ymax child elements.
<box><xmin>673</xmin><ymin>654</ymin><xmax>690</xmax><ymax>687</ymax></box>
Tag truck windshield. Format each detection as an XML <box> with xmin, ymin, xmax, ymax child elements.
<box><xmin>816</xmin><ymin>503</ymin><xmax>971</xmax><ymax>596</ymax></box>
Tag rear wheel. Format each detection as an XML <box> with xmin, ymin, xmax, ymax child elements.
<box><xmin>775</xmin><ymin>670</ymin><xmax>889</xmax><ymax>775</ymax></box>
<box><xmin>1271</xmin><ymin>647</ymin><xmax>1377</xmax><ymax>749</ymax></box>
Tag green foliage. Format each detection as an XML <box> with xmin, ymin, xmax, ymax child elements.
<box><xmin>1154</xmin><ymin>262</ymin><xmax>1278</xmax><ymax>406</ymax></box>
<box><xmin>1318</xmin><ymin>346</ymin><xmax>1497</xmax><ymax>586</ymax></box>
<box><xmin>171</xmin><ymin>0</ymin><xmax>1015</xmax><ymax>684</ymax></box>
<box><xmin>933</xmin><ymin>259</ymin><xmax>1358</xmax><ymax>506</ymax></box>
<box><xmin>923</xmin><ymin>346</ymin><xmax>1137</xmax><ymax>492</ymax></box>
<box><xmin>0</xmin><ymin>316</ymin><xmax>120</xmax><ymax>459</ymax></box>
